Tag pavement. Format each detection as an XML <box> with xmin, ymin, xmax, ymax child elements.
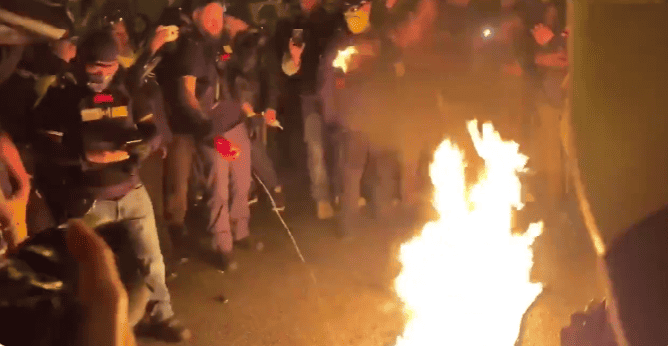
<box><xmin>136</xmin><ymin>162</ymin><xmax>605</xmax><ymax>346</ymax></box>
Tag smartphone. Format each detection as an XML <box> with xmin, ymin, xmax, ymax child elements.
<box><xmin>292</xmin><ymin>28</ymin><xmax>304</xmax><ymax>47</ymax></box>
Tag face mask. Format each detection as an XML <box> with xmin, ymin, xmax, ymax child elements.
<box><xmin>345</xmin><ymin>9</ymin><xmax>370</xmax><ymax>34</ymax></box>
<box><xmin>87</xmin><ymin>74</ymin><xmax>114</xmax><ymax>93</ymax></box>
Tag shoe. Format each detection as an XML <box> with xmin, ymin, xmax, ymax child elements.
<box><xmin>168</xmin><ymin>225</ymin><xmax>192</xmax><ymax>258</ymax></box>
<box><xmin>234</xmin><ymin>237</ymin><xmax>253</xmax><ymax>250</ymax></box>
<box><xmin>317</xmin><ymin>200</ymin><xmax>334</xmax><ymax>220</ymax></box>
<box><xmin>215</xmin><ymin>251</ymin><xmax>236</xmax><ymax>272</ymax></box>
<box><xmin>150</xmin><ymin>317</ymin><xmax>192</xmax><ymax>342</ymax></box>
<box><xmin>269</xmin><ymin>186</ymin><xmax>285</xmax><ymax>211</ymax></box>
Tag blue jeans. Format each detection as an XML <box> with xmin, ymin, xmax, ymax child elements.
<box><xmin>83</xmin><ymin>184</ymin><xmax>174</xmax><ymax>323</ymax></box>
<box><xmin>302</xmin><ymin>94</ymin><xmax>331</xmax><ymax>202</ymax></box>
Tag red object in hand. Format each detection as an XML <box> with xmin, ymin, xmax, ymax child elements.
<box><xmin>214</xmin><ymin>135</ymin><xmax>240</xmax><ymax>161</ymax></box>
<box><xmin>220</xmin><ymin>53</ymin><xmax>231</xmax><ymax>62</ymax></box>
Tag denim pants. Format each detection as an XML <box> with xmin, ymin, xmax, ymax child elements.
<box><xmin>334</xmin><ymin>129</ymin><xmax>397</xmax><ymax>235</ymax></box>
<box><xmin>195</xmin><ymin>122</ymin><xmax>251</xmax><ymax>254</ymax></box>
<box><xmin>301</xmin><ymin>94</ymin><xmax>331</xmax><ymax>202</ymax></box>
<box><xmin>83</xmin><ymin>184</ymin><xmax>174</xmax><ymax>323</ymax></box>
<box><xmin>164</xmin><ymin>134</ymin><xmax>197</xmax><ymax>229</ymax></box>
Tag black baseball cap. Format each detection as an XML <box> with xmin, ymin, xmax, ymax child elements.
<box><xmin>78</xmin><ymin>29</ymin><xmax>119</xmax><ymax>63</ymax></box>
<box><xmin>343</xmin><ymin>0</ymin><xmax>370</xmax><ymax>9</ymax></box>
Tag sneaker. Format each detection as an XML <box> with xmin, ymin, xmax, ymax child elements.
<box><xmin>150</xmin><ymin>317</ymin><xmax>192</xmax><ymax>342</ymax></box>
<box><xmin>270</xmin><ymin>186</ymin><xmax>285</xmax><ymax>211</ymax></box>
<box><xmin>317</xmin><ymin>200</ymin><xmax>334</xmax><ymax>220</ymax></box>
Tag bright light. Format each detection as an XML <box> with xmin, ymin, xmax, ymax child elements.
<box><xmin>332</xmin><ymin>46</ymin><xmax>358</xmax><ymax>73</ymax></box>
<box><xmin>482</xmin><ymin>27</ymin><xmax>493</xmax><ymax>38</ymax></box>
<box><xmin>394</xmin><ymin>120</ymin><xmax>543</xmax><ymax>345</ymax></box>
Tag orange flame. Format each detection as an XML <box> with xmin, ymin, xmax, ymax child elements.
<box><xmin>394</xmin><ymin>120</ymin><xmax>543</xmax><ymax>345</ymax></box>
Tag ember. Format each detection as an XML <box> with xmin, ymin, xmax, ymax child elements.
<box><xmin>394</xmin><ymin>120</ymin><xmax>543</xmax><ymax>345</ymax></box>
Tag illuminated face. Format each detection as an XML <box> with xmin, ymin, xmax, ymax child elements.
<box><xmin>344</xmin><ymin>2</ymin><xmax>372</xmax><ymax>34</ymax></box>
<box><xmin>198</xmin><ymin>3</ymin><xmax>225</xmax><ymax>37</ymax></box>
<box><xmin>111</xmin><ymin>21</ymin><xmax>130</xmax><ymax>52</ymax></box>
<box><xmin>300</xmin><ymin>0</ymin><xmax>318</xmax><ymax>13</ymax></box>
<box><xmin>85</xmin><ymin>60</ymin><xmax>119</xmax><ymax>92</ymax></box>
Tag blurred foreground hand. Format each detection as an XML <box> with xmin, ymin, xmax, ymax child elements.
<box><xmin>66</xmin><ymin>219</ymin><xmax>136</xmax><ymax>346</ymax></box>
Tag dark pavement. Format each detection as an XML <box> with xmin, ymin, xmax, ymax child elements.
<box><xmin>136</xmin><ymin>158</ymin><xmax>604</xmax><ymax>346</ymax></box>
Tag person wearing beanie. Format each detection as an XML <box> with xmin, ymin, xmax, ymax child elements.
<box><xmin>156</xmin><ymin>0</ymin><xmax>253</xmax><ymax>272</ymax></box>
<box><xmin>28</xmin><ymin>28</ymin><xmax>192</xmax><ymax>343</ymax></box>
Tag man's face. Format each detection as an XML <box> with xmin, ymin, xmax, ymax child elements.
<box><xmin>300</xmin><ymin>0</ymin><xmax>318</xmax><ymax>13</ymax></box>
<box><xmin>344</xmin><ymin>1</ymin><xmax>372</xmax><ymax>34</ymax></box>
<box><xmin>198</xmin><ymin>3</ymin><xmax>225</xmax><ymax>37</ymax></box>
<box><xmin>85</xmin><ymin>60</ymin><xmax>119</xmax><ymax>92</ymax></box>
<box><xmin>111</xmin><ymin>22</ymin><xmax>130</xmax><ymax>51</ymax></box>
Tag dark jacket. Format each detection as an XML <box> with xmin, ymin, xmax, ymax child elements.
<box><xmin>30</xmin><ymin>67</ymin><xmax>159</xmax><ymax>204</ymax></box>
<box><xmin>275</xmin><ymin>7</ymin><xmax>344</xmax><ymax>95</ymax></box>
<box><xmin>319</xmin><ymin>28</ymin><xmax>402</xmax><ymax>143</ymax></box>
<box><xmin>156</xmin><ymin>26</ymin><xmax>219</xmax><ymax>138</ymax></box>
<box><xmin>226</xmin><ymin>28</ymin><xmax>279</xmax><ymax>113</ymax></box>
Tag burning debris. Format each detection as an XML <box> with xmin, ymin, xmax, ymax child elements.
<box><xmin>333</xmin><ymin>46</ymin><xmax>359</xmax><ymax>73</ymax></box>
<box><xmin>394</xmin><ymin>120</ymin><xmax>543</xmax><ymax>345</ymax></box>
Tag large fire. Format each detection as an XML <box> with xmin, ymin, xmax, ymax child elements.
<box><xmin>394</xmin><ymin>120</ymin><xmax>543</xmax><ymax>345</ymax></box>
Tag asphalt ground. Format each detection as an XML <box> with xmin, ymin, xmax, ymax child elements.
<box><xmin>136</xmin><ymin>160</ymin><xmax>604</xmax><ymax>346</ymax></box>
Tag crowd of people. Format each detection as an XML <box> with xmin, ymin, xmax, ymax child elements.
<box><xmin>0</xmin><ymin>0</ymin><xmax>571</xmax><ymax>343</ymax></box>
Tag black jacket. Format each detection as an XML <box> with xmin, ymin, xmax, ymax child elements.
<box><xmin>30</xmin><ymin>68</ymin><xmax>159</xmax><ymax>203</ymax></box>
<box><xmin>319</xmin><ymin>28</ymin><xmax>402</xmax><ymax>142</ymax></box>
<box><xmin>275</xmin><ymin>7</ymin><xmax>344</xmax><ymax>95</ymax></box>
<box><xmin>156</xmin><ymin>27</ymin><xmax>219</xmax><ymax>138</ymax></box>
<box><xmin>226</xmin><ymin>28</ymin><xmax>279</xmax><ymax>113</ymax></box>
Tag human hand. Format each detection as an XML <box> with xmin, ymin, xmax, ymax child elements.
<box><xmin>66</xmin><ymin>219</ymin><xmax>136</xmax><ymax>346</ymax></box>
<box><xmin>263</xmin><ymin>108</ymin><xmax>277</xmax><ymax>124</ymax></box>
<box><xmin>149</xmin><ymin>27</ymin><xmax>170</xmax><ymax>54</ymax></box>
<box><xmin>51</xmin><ymin>39</ymin><xmax>77</xmax><ymax>63</ymax></box>
<box><xmin>289</xmin><ymin>38</ymin><xmax>305</xmax><ymax>66</ymax></box>
<box><xmin>214</xmin><ymin>136</ymin><xmax>241</xmax><ymax>161</ymax></box>
<box><xmin>532</xmin><ymin>23</ymin><xmax>555</xmax><ymax>46</ymax></box>
<box><xmin>242</xmin><ymin>102</ymin><xmax>255</xmax><ymax>117</ymax></box>
<box><xmin>4</xmin><ymin>190</ymin><xmax>29</xmax><ymax>250</ymax></box>
<box><xmin>86</xmin><ymin>150</ymin><xmax>130</xmax><ymax>164</ymax></box>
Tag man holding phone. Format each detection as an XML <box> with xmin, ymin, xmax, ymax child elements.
<box><xmin>276</xmin><ymin>0</ymin><xmax>344</xmax><ymax>220</ymax></box>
